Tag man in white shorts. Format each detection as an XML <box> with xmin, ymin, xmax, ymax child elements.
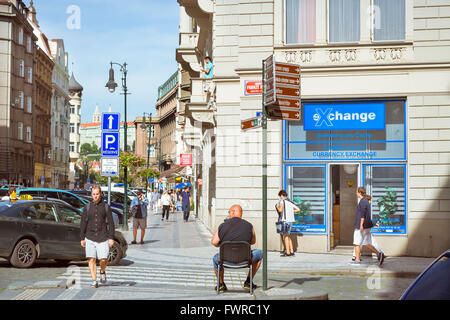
<box><xmin>351</xmin><ymin>188</ymin><xmax>385</xmax><ymax>266</ymax></box>
<box><xmin>80</xmin><ymin>185</ymin><xmax>115</xmax><ymax>288</ymax></box>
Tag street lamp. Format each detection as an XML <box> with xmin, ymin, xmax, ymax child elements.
<box><xmin>141</xmin><ymin>112</ymin><xmax>152</xmax><ymax>194</ymax></box>
<box><xmin>106</xmin><ymin>61</ymin><xmax>129</xmax><ymax>231</ymax></box>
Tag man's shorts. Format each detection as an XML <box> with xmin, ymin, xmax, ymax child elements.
<box><xmin>213</xmin><ymin>249</ymin><xmax>263</xmax><ymax>271</ymax></box>
<box><xmin>85</xmin><ymin>238</ymin><xmax>109</xmax><ymax>260</ymax></box>
<box><xmin>353</xmin><ymin>228</ymin><xmax>373</xmax><ymax>246</ymax></box>
<box><xmin>133</xmin><ymin>217</ymin><xmax>147</xmax><ymax>229</ymax></box>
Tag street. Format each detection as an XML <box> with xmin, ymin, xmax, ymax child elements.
<box><xmin>0</xmin><ymin>208</ymin><xmax>429</xmax><ymax>301</ymax></box>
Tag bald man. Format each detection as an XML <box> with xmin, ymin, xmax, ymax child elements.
<box><xmin>211</xmin><ymin>205</ymin><xmax>263</xmax><ymax>293</ymax></box>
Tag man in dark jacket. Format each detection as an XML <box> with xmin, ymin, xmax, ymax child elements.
<box><xmin>80</xmin><ymin>185</ymin><xmax>115</xmax><ymax>288</ymax></box>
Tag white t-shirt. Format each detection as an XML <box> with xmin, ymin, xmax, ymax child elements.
<box><xmin>279</xmin><ymin>199</ymin><xmax>298</xmax><ymax>223</ymax></box>
<box><xmin>161</xmin><ymin>194</ymin><xmax>172</xmax><ymax>206</ymax></box>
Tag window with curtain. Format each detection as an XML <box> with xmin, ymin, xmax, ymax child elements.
<box><xmin>329</xmin><ymin>0</ymin><xmax>360</xmax><ymax>43</ymax></box>
<box><xmin>373</xmin><ymin>0</ymin><xmax>405</xmax><ymax>41</ymax></box>
<box><xmin>286</xmin><ymin>0</ymin><xmax>316</xmax><ymax>45</ymax></box>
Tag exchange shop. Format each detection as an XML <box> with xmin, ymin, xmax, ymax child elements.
<box><xmin>283</xmin><ymin>99</ymin><xmax>407</xmax><ymax>252</ymax></box>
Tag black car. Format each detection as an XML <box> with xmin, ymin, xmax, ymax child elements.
<box><xmin>400</xmin><ymin>249</ymin><xmax>450</xmax><ymax>300</ymax></box>
<box><xmin>0</xmin><ymin>200</ymin><xmax>127</xmax><ymax>268</ymax></box>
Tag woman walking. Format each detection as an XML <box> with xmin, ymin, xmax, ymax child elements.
<box><xmin>351</xmin><ymin>187</ymin><xmax>386</xmax><ymax>266</ymax></box>
<box><xmin>275</xmin><ymin>190</ymin><xmax>300</xmax><ymax>257</ymax></box>
<box><xmin>160</xmin><ymin>190</ymin><xmax>172</xmax><ymax>221</ymax></box>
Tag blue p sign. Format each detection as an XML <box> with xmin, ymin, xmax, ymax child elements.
<box><xmin>102</xmin><ymin>132</ymin><xmax>120</xmax><ymax>157</ymax></box>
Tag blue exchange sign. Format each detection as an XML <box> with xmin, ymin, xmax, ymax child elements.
<box><xmin>304</xmin><ymin>102</ymin><xmax>385</xmax><ymax>131</ymax></box>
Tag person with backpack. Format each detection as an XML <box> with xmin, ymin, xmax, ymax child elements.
<box><xmin>130</xmin><ymin>189</ymin><xmax>149</xmax><ymax>245</ymax></box>
<box><xmin>275</xmin><ymin>190</ymin><xmax>300</xmax><ymax>257</ymax></box>
<box><xmin>350</xmin><ymin>187</ymin><xmax>386</xmax><ymax>266</ymax></box>
<box><xmin>80</xmin><ymin>185</ymin><xmax>115</xmax><ymax>288</ymax></box>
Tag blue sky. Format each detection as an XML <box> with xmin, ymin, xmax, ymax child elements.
<box><xmin>32</xmin><ymin>0</ymin><xmax>179</xmax><ymax>123</ymax></box>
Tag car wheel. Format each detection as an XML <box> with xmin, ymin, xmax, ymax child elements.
<box><xmin>107</xmin><ymin>241</ymin><xmax>122</xmax><ymax>266</ymax></box>
<box><xmin>10</xmin><ymin>239</ymin><xmax>37</xmax><ymax>268</ymax></box>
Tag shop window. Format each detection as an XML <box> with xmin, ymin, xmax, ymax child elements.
<box><xmin>285</xmin><ymin>165</ymin><xmax>327</xmax><ymax>233</ymax></box>
<box><xmin>329</xmin><ymin>0</ymin><xmax>360</xmax><ymax>43</ymax></box>
<box><xmin>373</xmin><ymin>0</ymin><xmax>405</xmax><ymax>41</ymax></box>
<box><xmin>363</xmin><ymin>164</ymin><xmax>406</xmax><ymax>234</ymax></box>
<box><xmin>284</xmin><ymin>100</ymin><xmax>406</xmax><ymax>161</ymax></box>
<box><xmin>285</xmin><ymin>0</ymin><xmax>316</xmax><ymax>45</ymax></box>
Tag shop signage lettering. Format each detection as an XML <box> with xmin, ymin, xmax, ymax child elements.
<box><xmin>312</xmin><ymin>151</ymin><xmax>377</xmax><ymax>159</ymax></box>
<box><xmin>304</xmin><ymin>103</ymin><xmax>385</xmax><ymax>131</ymax></box>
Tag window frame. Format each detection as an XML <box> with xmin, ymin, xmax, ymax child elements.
<box><xmin>371</xmin><ymin>0</ymin><xmax>407</xmax><ymax>43</ymax></box>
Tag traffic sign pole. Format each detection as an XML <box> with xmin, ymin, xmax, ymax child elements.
<box><xmin>262</xmin><ymin>58</ymin><xmax>268</xmax><ymax>291</ymax></box>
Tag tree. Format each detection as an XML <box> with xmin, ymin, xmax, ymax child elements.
<box><xmin>119</xmin><ymin>151</ymin><xmax>146</xmax><ymax>186</ymax></box>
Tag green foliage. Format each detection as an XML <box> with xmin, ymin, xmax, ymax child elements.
<box><xmin>377</xmin><ymin>187</ymin><xmax>398</xmax><ymax>225</ymax></box>
<box><xmin>293</xmin><ymin>196</ymin><xmax>311</xmax><ymax>223</ymax></box>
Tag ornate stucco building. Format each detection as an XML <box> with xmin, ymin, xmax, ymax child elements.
<box><xmin>68</xmin><ymin>72</ymin><xmax>83</xmax><ymax>189</ymax></box>
<box><xmin>27</xmin><ymin>0</ymin><xmax>53</xmax><ymax>187</ymax></box>
<box><xmin>176</xmin><ymin>0</ymin><xmax>450</xmax><ymax>257</ymax></box>
<box><xmin>48</xmin><ymin>39</ymin><xmax>70</xmax><ymax>189</ymax></box>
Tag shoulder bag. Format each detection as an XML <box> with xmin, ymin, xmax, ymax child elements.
<box><xmin>275</xmin><ymin>200</ymin><xmax>289</xmax><ymax>234</ymax></box>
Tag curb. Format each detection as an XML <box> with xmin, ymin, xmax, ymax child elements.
<box><xmin>271</xmin><ymin>269</ymin><xmax>420</xmax><ymax>279</ymax></box>
<box><xmin>254</xmin><ymin>288</ymin><xmax>328</xmax><ymax>300</ymax></box>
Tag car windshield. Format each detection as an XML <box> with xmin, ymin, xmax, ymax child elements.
<box><xmin>403</xmin><ymin>252</ymin><xmax>450</xmax><ymax>300</ymax></box>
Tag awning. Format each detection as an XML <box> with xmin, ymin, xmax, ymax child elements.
<box><xmin>159</xmin><ymin>165</ymin><xmax>186</xmax><ymax>178</ymax></box>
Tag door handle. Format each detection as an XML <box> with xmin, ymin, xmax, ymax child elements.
<box><xmin>32</xmin><ymin>224</ymin><xmax>40</xmax><ymax>231</ymax></box>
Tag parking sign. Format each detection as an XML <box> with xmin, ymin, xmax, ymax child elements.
<box><xmin>101</xmin><ymin>132</ymin><xmax>120</xmax><ymax>157</ymax></box>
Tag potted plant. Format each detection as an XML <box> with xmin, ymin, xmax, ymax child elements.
<box><xmin>377</xmin><ymin>186</ymin><xmax>398</xmax><ymax>225</ymax></box>
<box><xmin>293</xmin><ymin>196</ymin><xmax>311</xmax><ymax>223</ymax></box>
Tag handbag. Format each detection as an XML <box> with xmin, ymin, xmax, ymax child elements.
<box><xmin>275</xmin><ymin>200</ymin><xmax>289</xmax><ymax>234</ymax></box>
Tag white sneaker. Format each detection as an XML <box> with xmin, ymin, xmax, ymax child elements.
<box><xmin>100</xmin><ymin>272</ymin><xmax>107</xmax><ymax>284</ymax></box>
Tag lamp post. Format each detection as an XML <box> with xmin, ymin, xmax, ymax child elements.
<box><xmin>106</xmin><ymin>61</ymin><xmax>130</xmax><ymax>231</ymax></box>
<box><xmin>141</xmin><ymin>112</ymin><xmax>152</xmax><ymax>194</ymax></box>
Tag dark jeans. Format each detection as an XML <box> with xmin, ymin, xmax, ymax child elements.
<box><xmin>162</xmin><ymin>205</ymin><xmax>170</xmax><ymax>220</ymax></box>
<box><xmin>182</xmin><ymin>203</ymin><xmax>190</xmax><ymax>221</ymax></box>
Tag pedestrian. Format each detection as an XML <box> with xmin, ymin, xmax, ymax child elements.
<box><xmin>80</xmin><ymin>185</ymin><xmax>115</xmax><ymax>288</ymax></box>
<box><xmin>352</xmin><ymin>195</ymin><xmax>383</xmax><ymax>262</ymax></box>
<box><xmin>1</xmin><ymin>186</ymin><xmax>17</xmax><ymax>201</ymax></box>
<box><xmin>275</xmin><ymin>190</ymin><xmax>300</xmax><ymax>257</ymax></box>
<box><xmin>211</xmin><ymin>205</ymin><xmax>263</xmax><ymax>292</ymax></box>
<box><xmin>350</xmin><ymin>187</ymin><xmax>386</xmax><ymax>266</ymax></box>
<box><xmin>151</xmin><ymin>189</ymin><xmax>159</xmax><ymax>214</ymax></box>
<box><xmin>130</xmin><ymin>190</ymin><xmax>149</xmax><ymax>245</ymax></box>
<box><xmin>160</xmin><ymin>190</ymin><xmax>172</xmax><ymax>221</ymax></box>
<box><xmin>201</xmin><ymin>56</ymin><xmax>213</xmax><ymax>78</ymax></box>
<box><xmin>181</xmin><ymin>186</ymin><xmax>191</xmax><ymax>222</ymax></box>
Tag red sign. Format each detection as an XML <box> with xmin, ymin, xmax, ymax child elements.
<box><xmin>180</xmin><ymin>154</ymin><xmax>192</xmax><ymax>166</ymax></box>
<box><xmin>245</xmin><ymin>81</ymin><xmax>262</xmax><ymax>95</ymax></box>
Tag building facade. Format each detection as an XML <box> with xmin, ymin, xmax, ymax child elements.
<box><xmin>68</xmin><ymin>72</ymin><xmax>83</xmax><ymax>189</ymax></box>
<box><xmin>27</xmin><ymin>1</ymin><xmax>53</xmax><ymax>188</ymax></box>
<box><xmin>134</xmin><ymin>115</ymin><xmax>160</xmax><ymax>171</ymax></box>
<box><xmin>0</xmin><ymin>0</ymin><xmax>36</xmax><ymax>186</ymax></box>
<box><xmin>177</xmin><ymin>0</ymin><xmax>450</xmax><ymax>257</ymax></box>
<box><xmin>48</xmin><ymin>39</ymin><xmax>70</xmax><ymax>189</ymax></box>
<box><xmin>156</xmin><ymin>71</ymin><xmax>187</xmax><ymax>184</ymax></box>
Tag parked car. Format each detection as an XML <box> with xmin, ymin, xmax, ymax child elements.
<box><xmin>0</xmin><ymin>200</ymin><xmax>127</xmax><ymax>268</ymax></box>
<box><xmin>400</xmin><ymin>249</ymin><xmax>450</xmax><ymax>300</ymax></box>
<box><xmin>76</xmin><ymin>194</ymin><xmax>124</xmax><ymax>225</ymax></box>
<box><xmin>16</xmin><ymin>188</ymin><xmax>121</xmax><ymax>227</ymax></box>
